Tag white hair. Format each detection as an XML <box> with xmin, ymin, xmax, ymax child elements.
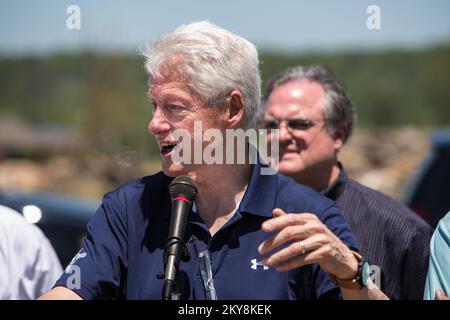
<box><xmin>143</xmin><ymin>21</ymin><xmax>261</xmax><ymax>129</ymax></box>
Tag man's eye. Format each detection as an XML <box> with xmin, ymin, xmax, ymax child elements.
<box><xmin>167</xmin><ymin>104</ymin><xmax>184</xmax><ymax>112</ymax></box>
<box><xmin>261</xmin><ymin>121</ymin><xmax>278</xmax><ymax>129</ymax></box>
<box><xmin>288</xmin><ymin>120</ymin><xmax>312</xmax><ymax>130</ymax></box>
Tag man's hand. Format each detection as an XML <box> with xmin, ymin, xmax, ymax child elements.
<box><xmin>258</xmin><ymin>208</ymin><xmax>357</xmax><ymax>280</ymax></box>
<box><xmin>436</xmin><ymin>290</ymin><xmax>450</xmax><ymax>300</ymax></box>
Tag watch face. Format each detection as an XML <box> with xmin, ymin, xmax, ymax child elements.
<box><xmin>360</xmin><ymin>262</ymin><xmax>371</xmax><ymax>286</ymax></box>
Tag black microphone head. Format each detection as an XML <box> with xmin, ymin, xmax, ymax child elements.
<box><xmin>169</xmin><ymin>175</ymin><xmax>197</xmax><ymax>201</ymax></box>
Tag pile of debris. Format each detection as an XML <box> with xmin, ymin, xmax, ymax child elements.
<box><xmin>341</xmin><ymin>127</ymin><xmax>430</xmax><ymax>200</ymax></box>
<box><xmin>0</xmin><ymin>126</ymin><xmax>431</xmax><ymax>202</ymax></box>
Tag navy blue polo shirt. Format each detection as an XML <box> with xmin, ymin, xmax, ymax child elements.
<box><xmin>55</xmin><ymin>161</ymin><xmax>358</xmax><ymax>299</ymax></box>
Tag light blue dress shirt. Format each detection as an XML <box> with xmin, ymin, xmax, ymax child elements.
<box><xmin>424</xmin><ymin>211</ymin><xmax>450</xmax><ymax>300</ymax></box>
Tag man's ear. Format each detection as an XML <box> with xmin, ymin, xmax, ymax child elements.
<box><xmin>333</xmin><ymin>124</ymin><xmax>347</xmax><ymax>151</ymax></box>
<box><xmin>226</xmin><ymin>90</ymin><xmax>245</xmax><ymax>128</ymax></box>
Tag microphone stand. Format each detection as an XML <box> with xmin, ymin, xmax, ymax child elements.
<box><xmin>161</xmin><ymin>175</ymin><xmax>196</xmax><ymax>300</ymax></box>
<box><xmin>162</xmin><ymin>237</ymin><xmax>190</xmax><ymax>300</ymax></box>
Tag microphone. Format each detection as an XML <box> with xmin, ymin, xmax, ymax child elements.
<box><xmin>163</xmin><ymin>175</ymin><xmax>197</xmax><ymax>300</ymax></box>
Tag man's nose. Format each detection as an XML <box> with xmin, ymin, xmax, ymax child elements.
<box><xmin>278</xmin><ymin>122</ymin><xmax>293</xmax><ymax>144</ymax></box>
<box><xmin>148</xmin><ymin>108</ymin><xmax>170</xmax><ymax>135</ymax></box>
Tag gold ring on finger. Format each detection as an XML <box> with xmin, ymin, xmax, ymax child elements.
<box><xmin>299</xmin><ymin>241</ymin><xmax>307</xmax><ymax>255</ymax></box>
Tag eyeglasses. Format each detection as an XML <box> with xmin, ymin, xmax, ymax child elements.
<box><xmin>258</xmin><ymin>117</ymin><xmax>326</xmax><ymax>131</ymax></box>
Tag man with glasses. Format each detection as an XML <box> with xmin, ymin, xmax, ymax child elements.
<box><xmin>262</xmin><ymin>65</ymin><xmax>433</xmax><ymax>300</ymax></box>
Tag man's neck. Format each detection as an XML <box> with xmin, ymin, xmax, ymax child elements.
<box><xmin>323</xmin><ymin>163</ymin><xmax>341</xmax><ymax>192</ymax></box>
<box><xmin>190</xmin><ymin>164</ymin><xmax>251</xmax><ymax>233</ymax></box>
<box><xmin>294</xmin><ymin>161</ymin><xmax>341</xmax><ymax>192</ymax></box>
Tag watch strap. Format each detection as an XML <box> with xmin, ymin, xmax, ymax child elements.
<box><xmin>329</xmin><ymin>251</ymin><xmax>365</xmax><ymax>290</ymax></box>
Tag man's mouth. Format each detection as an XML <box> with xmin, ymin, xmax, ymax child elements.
<box><xmin>160</xmin><ymin>142</ymin><xmax>178</xmax><ymax>156</ymax></box>
<box><xmin>279</xmin><ymin>147</ymin><xmax>299</xmax><ymax>158</ymax></box>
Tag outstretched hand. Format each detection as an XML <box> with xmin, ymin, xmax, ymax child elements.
<box><xmin>258</xmin><ymin>208</ymin><xmax>357</xmax><ymax>280</ymax></box>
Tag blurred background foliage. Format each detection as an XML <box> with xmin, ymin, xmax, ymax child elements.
<box><xmin>0</xmin><ymin>45</ymin><xmax>449</xmax><ymax>199</ymax></box>
<box><xmin>2</xmin><ymin>46</ymin><xmax>449</xmax><ymax>153</ymax></box>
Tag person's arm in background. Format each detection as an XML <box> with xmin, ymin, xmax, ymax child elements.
<box><xmin>29</xmin><ymin>225</ymin><xmax>64</xmax><ymax>299</ymax></box>
<box><xmin>424</xmin><ymin>212</ymin><xmax>450</xmax><ymax>300</ymax></box>
<box><xmin>258</xmin><ymin>208</ymin><xmax>389</xmax><ymax>300</ymax></box>
<box><xmin>0</xmin><ymin>205</ymin><xmax>63</xmax><ymax>300</ymax></box>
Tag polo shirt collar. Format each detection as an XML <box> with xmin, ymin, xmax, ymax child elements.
<box><xmin>178</xmin><ymin>153</ymin><xmax>278</xmax><ymax>222</ymax></box>
<box><xmin>238</xmin><ymin>157</ymin><xmax>277</xmax><ymax>218</ymax></box>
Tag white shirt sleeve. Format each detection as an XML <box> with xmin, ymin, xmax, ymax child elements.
<box><xmin>0</xmin><ymin>205</ymin><xmax>63</xmax><ymax>300</ymax></box>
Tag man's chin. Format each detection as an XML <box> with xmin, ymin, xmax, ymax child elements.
<box><xmin>278</xmin><ymin>161</ymin><xmax>305</xmax><ymax>177</ymax></box>
<box><xmin>163</xmin><ymin>165</ymin><xmax>184</xmax><ymax>177</ymax></box>
<box><xmin>162</xmin><ymin>160</ymin><xmax>194</xmax><ymax>177</ymax></box>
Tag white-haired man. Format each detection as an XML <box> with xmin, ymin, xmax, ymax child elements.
<box><xmin>40</xmin><ymin>23</ymin><xmax>386</xmax><ymax>300</ymax></box>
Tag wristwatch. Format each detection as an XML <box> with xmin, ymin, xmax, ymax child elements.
<box><xmin>329</xmin><ymin>251</ymin><xmax>370</xmax><ymax>290</ymax></box>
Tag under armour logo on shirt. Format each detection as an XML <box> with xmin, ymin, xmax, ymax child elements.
<box><xmin>251</xmin><ymin>258</ymin><xmax>269</xmax><ymax>270</ymax></box>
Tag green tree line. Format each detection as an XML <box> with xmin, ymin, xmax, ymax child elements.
<box><xmin>0</xmin><ymin>45</ymin><xmax>449</xmax><ymax>157</ymax></box>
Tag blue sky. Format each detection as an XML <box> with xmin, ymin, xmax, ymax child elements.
<box><xmin>0</xmin><ymin>0</ymin><xmax>449</xmax><ymax>55</ymax></box>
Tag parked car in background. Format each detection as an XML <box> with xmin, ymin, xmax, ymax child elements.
<box><xmin>405</xmin><ymin>128</ymin><xmax>450</xmax><ymax>229</ymax></box>
<box><xmin>0</xmin><ymin>191</ymin><xmax>98</xmax><ymax>268</ymax></box>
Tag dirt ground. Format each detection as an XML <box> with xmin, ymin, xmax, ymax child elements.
<box><xmin>0</xmin><ymin>127</ymin><xmax>431</xmax><ymax>202</ymax></box>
